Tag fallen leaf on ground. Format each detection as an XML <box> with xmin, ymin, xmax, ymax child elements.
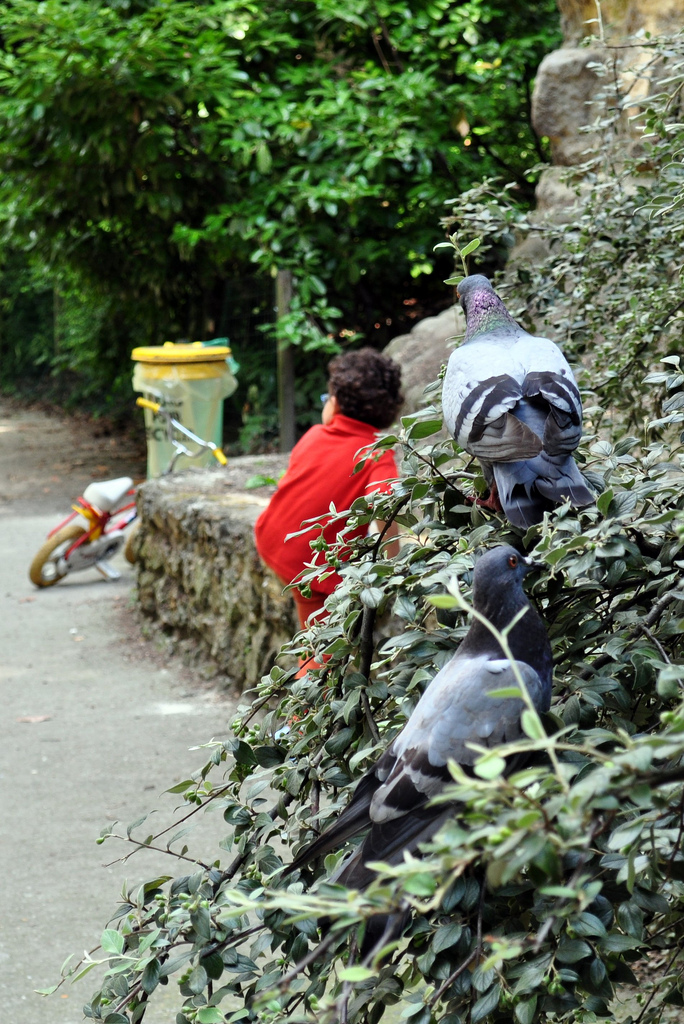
<box><xmin>16</xmin><ymin>715</ymin><xmax>51</xmax><ymax>724</ymax></box>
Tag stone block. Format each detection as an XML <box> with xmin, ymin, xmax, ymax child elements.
<box><xmin>384</xmin><ymin>304</ymin><xmax>464</xmax><ymax>414</ymax></box>
<box><xmin>532</xmin><ymin>47</ymin><xmax>604</xmax><ymax>166</ymax></box>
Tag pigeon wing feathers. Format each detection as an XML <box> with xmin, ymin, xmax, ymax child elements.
<box><xmin>442</xmin><ymin>366</ymin><xmax>542</xmax><ymax>461</ymax></box>
<box><xmin>286</xmin><ymin>752</ymin><xmax>395</xmax><ymax>873</ymax></box>
<box><xmin>522</xmin><ymin>368</ymin><xmax>583</xmax><ymax>456</ymax></box>
<box><xmin>369</xmin><ymin>655</ymin><xmax>544</xmax><ymax>826</ymax></box>
<box><xmin>510</xmin><ymin>334</ymin><xmax>583</xmax><ymax>454</ymax></box>
<box><xmin>332</xmin><ymin>805</ymin><xmax>454</xmax><ymax>890</ymax></box>
<box><xmin>467</xmin><ymin>409</ymin><xmax>543</xmax><ymax>463</ymax></box>
<box><xmin>442</xmin><ymin>341</ymin><xmax>523</xmax><ymax>439</ymax></box>
<box><xmin>443</xmin><ymin>328</ymin><xmax>583</xmax><ymax>462</ymax></box>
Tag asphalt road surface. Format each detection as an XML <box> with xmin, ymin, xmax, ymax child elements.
<box><xmin>0</xmin><ymin>400</ymin><xmax>238</xmax><ymax>1023</ymax></box>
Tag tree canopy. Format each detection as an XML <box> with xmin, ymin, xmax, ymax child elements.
<box><xmin>0</xmin><ymin>0</ymin><xmax>559</xmax><ymax>425</ymax></box>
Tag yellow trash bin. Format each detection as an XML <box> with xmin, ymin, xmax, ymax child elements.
<box><xmin>132</xmin><ymin>342</ymin><xmax>238</xmax><ymax>478</ymax></box>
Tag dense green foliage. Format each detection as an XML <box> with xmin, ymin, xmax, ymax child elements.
<box><xmin>53</xmin><ymin>35</ymin><xmax>684</xmax><ymax>1024</ymax></box>
<box><xmin>0</xmin><ymin>0</ymin><xmax>559</xmax><ymax>427</ymax></box>
<box><xmin>66</xmin><ymin>417</ymin><xmax>684</xmax><ymax>1024</ymax></box>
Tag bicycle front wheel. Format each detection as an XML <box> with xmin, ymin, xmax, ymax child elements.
<box><xmin>29</xmin><ymin>523</ymin><xmax>87</xmax><ymax>588</ymax></box>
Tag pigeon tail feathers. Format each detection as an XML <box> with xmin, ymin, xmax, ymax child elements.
<box><xmin>492</xmin><ymin>452</ymin><xmax>594</xmax><ymax>529</ymax></box>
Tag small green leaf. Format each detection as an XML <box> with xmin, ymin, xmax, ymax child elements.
<box><xmin>403</xmin><ymin>872</ymin><xmax>437</xmax><ymax>896</ymax></box>
<box><xmin>187</xmin><ymin>964</ymin><xmax>208</xmax><ymax>995</ymax></box>
<box><xmin>360</xmin><ymin>587</ymin><xmax>384</xmax><ymax>608</ymax></box>
<box><xmin>557</xmin><ymin>937</ymin><xmax>592</xmax><ymax>963</ymax></box>
<box><xmin>165</xmin><ymin>779</ymin><xmax>195</xmax><ymax>794</ymax></box>
<box><xmin>590</xmin><ymin>957</ymin><xmax>606</xmax><ymax>987</ymax></box>
<box><xmin>253</xmin><ymin>745</ymin><xmax>285</xmax><ymax>767</ymax></box>
<box><xmin>197</xmin><ymin>1008</ymin><xmax>226</xmax><ymax>1024</ymax></box>
<box><xmin>432</xmin><ymin>922</ymin><xmax>462</xmax><ymax>952</ymax></box>
<box><xmin>515</xmin><ymin>996</ymin><xmax>538</xmax><ymax>1024</ymax></box>
<box><xmin>471</xmin><ymin>982</ymin><xmax>501</xmax><ymax>1022</ymax></box>
<box><xmin>521</xmin><ymin>709</ymin><xmax>545</xmax><ymax>740</ymax></box>
<box><xmin>408</xmin><ymin>418</ymin><xmax>444</xmax><ymax>439</ymax></box>
<box><xmin>126</xmin><ymin>814</ymin><xmax>148</xmax><ymax>837</ymax></box>
<box><xmin>338</xmin><ymin>966</ymin><xmax>374</xmax><ymax>981</ymax></box>
<box><xmin>427</xmin><ymin>594</ymin><xmax>458</xmax><ymax>609</ymax></box>
<box><xmin>325</xmin><ymin>727</ymin><xmax>356</xmax><ymax>755</ymax></box>
<box><xmin>459</xmin><ymin>237</ymin><xmax>481</xmax><ymax>257</ymax></box>
<box><xmin>597</xmin><ymin>488</ymin><xmax>614</xmax><ymax>515</ymax></box>
<box><xmin>101</xmin><ymin>929</ymin><xmax>125</xmax><ymax>956</ymax></box>
<box><xmin>141</xmin><ymin>958</ymin><xmax>161</xmax><ymax>995</ymax></box>
<box><xmin>191</xmin><ymin>905</ymin><xmax>212</xmax><ymax>942</ymax></box>
<box><xmin>598</xmin><ymin>932</ymin><xmax>643</xmax><ymax>953</ymax></box>
<box><xmin>474</xmin><ymin>754</ymin><xmax>506</xmax><ymax>779</ymax></box>
<box><xmin>513</xmin><ymin>953</ymin><xmax>552</xmax><ymax>994</ymax></box>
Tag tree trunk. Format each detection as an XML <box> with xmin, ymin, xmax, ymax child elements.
<box><xmin>276</xmin><ymin>270</ymin><xmax>296</xmax><ymax>452</ymax></box>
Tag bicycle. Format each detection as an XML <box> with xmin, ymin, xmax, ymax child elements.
<box><xmin>28</xmin><ymin>397</ymin><xmax>227</xmax><ymax>587</ymax></box>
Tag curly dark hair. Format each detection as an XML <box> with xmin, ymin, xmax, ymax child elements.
<box><xmin>327</xmin><ymin>347</ymin><xmax>404</xmax><ymax>429</ymax></box>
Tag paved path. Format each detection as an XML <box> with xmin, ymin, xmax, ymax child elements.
<box><xmin>0</xmin><ymin>402</ymin><xmax>237</xmax><ymax>1023</ymax></box>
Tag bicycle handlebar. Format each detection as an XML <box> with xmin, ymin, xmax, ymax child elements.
<box><xmin>136</xmin><ymin>395</ymin><xmax>227</xmax><ymax>467</ymax></box>
<box><xmin>136</xmin><ymin>396</ymin><xmax>161</xmax><ymax>413</ymax></box>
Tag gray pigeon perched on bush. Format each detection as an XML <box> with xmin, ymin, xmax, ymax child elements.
<box><xmin>287</xmin><ymin>545</ymin><xmax>552</xmax><ymax>906</ymax></box>
<box><xmin>442</xmin><ymin>275</ymin><xmax>593</xmax><ymax>528</ymax></box>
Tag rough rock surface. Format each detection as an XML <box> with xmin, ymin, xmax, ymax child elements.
<box><xmin>558</xmin><ymin>0</ymin><xmax>684</xmax><ymax>44</ymax></box>
<box><xmin>384</xmin><ymin>304</ymin><xmax>464</xmax><ymax>414</ymax></box>
<box><xmin>134</xmin><ymin>455</ymin><xmax>296</xmax><ymax>691</ymax></box>
<box><xmin>532</xmin><ymin>1</ymin><xmax>684</xmax><ymax>173</ymax></box>
<box><xmin>531</xmin><ymin>47</ymin><xmax>603</xmax><ymax>167</ymax></box>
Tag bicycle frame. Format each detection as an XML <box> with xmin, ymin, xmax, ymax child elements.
<box><xmin>47</xmin><ymin>492</ymin><xmax>137</xmax><ymax>558</ymax></box>
<box><xmin>136</xmin><ymin>396</ymin><xmax>228</xmax><ymax>473</ymax></box>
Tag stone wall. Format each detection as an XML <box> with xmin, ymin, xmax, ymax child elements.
<box><xmin>134</xmin><ymin>454</ymin><xmax>296</xmax><ymax>691</ymax></box>
<box><xmin>532</xmin><ymin>0</ymin><xmax>684</xmax><ymax>184</ymax></box>
<box><xmin>558</xmin><ymin>0</ymin><xmax>684</xmax><ymax>44</ymax></box>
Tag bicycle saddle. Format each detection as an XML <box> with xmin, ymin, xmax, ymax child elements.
<box><xmin>82</xmin><ymin>477</ymin><xmax>134</xmax><ymax>512</ymax></box>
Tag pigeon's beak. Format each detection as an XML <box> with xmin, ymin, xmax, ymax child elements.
<box><xmin>521</xmin><ymin>555</ymin><xmax>545</xmax><ymax>572</ymax></box>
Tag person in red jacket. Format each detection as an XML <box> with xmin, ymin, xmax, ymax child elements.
<box><xmin>255</xmin><ymin>348</ymin><xmax>403</xmax><ymax>630</ymax></box>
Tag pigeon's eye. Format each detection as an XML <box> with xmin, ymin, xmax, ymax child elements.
<box><xmin>508</xmin><ymin>555</ymin><xmax>518</xmax><ymax>568</ymax></box>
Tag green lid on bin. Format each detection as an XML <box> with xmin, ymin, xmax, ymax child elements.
<box><xmin>131</xmin><ymin>341</ymin><xmax>231</xmax><ymax>364</ymax></box>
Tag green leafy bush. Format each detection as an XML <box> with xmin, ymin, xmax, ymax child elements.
<box><xmin>58</xmin><ymin>32</ymin><xmax>684</xmax><ymax>1024</ymax></box>
<box><xmin>62</xmin><ymin>399</ymin><xmax>684</xmax><ymax>1023</ymax></box>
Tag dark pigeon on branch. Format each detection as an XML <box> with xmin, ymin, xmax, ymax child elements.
<box><xmin>442</xmin><ymin>275</ymin><xmax>594</xmax><ymax>529</ymax></box>
<box><xmin>286</xmin><ymin>546</ymin><xmax>552</xmax><ymax>914</ymax></box>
